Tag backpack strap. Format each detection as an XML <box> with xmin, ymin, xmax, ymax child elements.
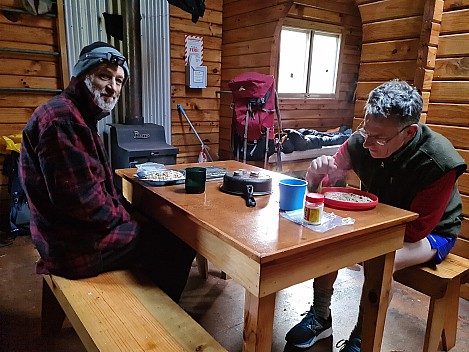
<box><xmin>230</xmin><ymin>101</ymin><xmax>240</xmax><ymax>161</ymax></box>
<box><xmin>247</xmin><ymin>81</ymin><xmax>273</xmax><ymax>107</ymax></box>
<box><xmin>243</xmin><ymin>103</ymin><xmax>251</xmax><ymax>163</ymax></box>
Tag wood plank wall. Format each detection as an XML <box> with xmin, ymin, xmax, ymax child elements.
<box><xmin>219</xmin><ymin>0</ymin><xmax>291</xmax><ymax>160</ymax></box>
<box><xmin>0</xmin><ymin>0</ymin><xmax>66</xmax><ymax>230</ymax></box>
<box><xmin>425</xmin><ymin>0</ymin><xmax>469</xmax><ymax>233</ymax></box>
<box><xmin>219</xmin><ymin>0</ymin><xmax>362</xmax><ymax>160</ymax></box>
<box><xmin>279</xmin><ymin>1</ymin><xmax>362</xmax><ymax>132</ymax></box>
<box><xmin>169</xmin><ymin>0</ymin><xmax>223</xmax><ymax>163</ymax></box>
<box><xmin>354</xmin><ymin>0</ymin><xmax>427</xmax><ymax>119</ymax></box>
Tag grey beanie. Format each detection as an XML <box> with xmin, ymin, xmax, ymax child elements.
<box><xmin>72</xmin><ymin>41</ymin><xmax>130</xmax><ymax>78</ymax></box>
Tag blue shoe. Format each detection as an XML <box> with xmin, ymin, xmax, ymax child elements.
<box><xmin>336</xmin><ymin>338</ymin><xmax>361</xmax><ymax>351</ymax></box>
<box><xmin>285</xmin><ymin>307</ymin><xmax>332</xmax><ymax>348</ymax></box>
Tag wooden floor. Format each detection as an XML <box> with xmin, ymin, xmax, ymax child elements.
<box><xmin>1</xmin><ymin>235</ymin><xmax>469</xmax><ymax>352</ymax></box>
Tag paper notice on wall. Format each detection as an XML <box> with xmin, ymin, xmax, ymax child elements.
<box><xmin>193</xmin><ymin>69</ymin><xmax>205</xmax><ymax>83</ymax></box>
<box><xmin>185</xmin><ymin>35</ymin><xmax>203</xmax><ymax>66</ymax></box>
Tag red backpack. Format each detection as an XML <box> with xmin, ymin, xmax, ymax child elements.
<box><xmin>228</xmin><ymin>72</ymin><xmax>282</xmax><ymax>163</ymax></box>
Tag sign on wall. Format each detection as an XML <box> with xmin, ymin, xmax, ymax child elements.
<box><xmin>185</xmin><ymin>35</ymin><xmax>204</xmax><ymax>66</ymax></box>
<box><xmin>184</xmin><ymin>35</ymin><xmax>206</xmax><ymax>88</ymax></box>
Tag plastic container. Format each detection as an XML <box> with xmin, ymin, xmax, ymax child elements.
<box><xmin>278</xmin><ymin>178</ymin><xmax>308</xmax><ymax>211</ymax></box>
<box><xmin>304</xmin><ymin>193</ymin><xmax>325</xmax><ymax>225</ymax></box>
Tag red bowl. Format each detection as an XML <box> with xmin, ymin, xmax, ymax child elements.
<box><xmin>321</xmin><ymin>187</ymin><xmax>378</xmax><ymax>210</ymax></box>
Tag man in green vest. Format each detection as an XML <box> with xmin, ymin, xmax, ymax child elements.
<box><xmin>285</xmin><ymin>79</ymin><xmax>467</xmax><ymax>351</ymax></box>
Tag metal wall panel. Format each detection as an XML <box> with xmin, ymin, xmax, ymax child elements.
<box><xmin>63</xmin><ymin>0</ymin><xmax>171</xmax><ymax>140</ymax></box>
<box><xmin>140</xmin><ymin>0</ymin><xmax>172</xmax><ymax>142</ymax></box>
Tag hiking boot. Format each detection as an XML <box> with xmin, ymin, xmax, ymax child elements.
<box><xmin>285</xmin><ymin>306</ymin><xmax>332</xmax><ymax>348</ymax></box>
<box><xmin>336</xmin><ymin>338</ymin><xmax>361</xmax><ymax>351</ymax></box>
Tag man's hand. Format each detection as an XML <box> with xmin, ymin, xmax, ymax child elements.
<box><xmin>305</xmin><ymin>155</ymin><xmax>340</xmax><ymax>191</ymax></box>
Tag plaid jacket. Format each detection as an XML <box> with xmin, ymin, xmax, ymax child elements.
<box><xmin>20</xmin><ymin>77</ymin><xmax>139</xmax><ymax>278</ymax></box>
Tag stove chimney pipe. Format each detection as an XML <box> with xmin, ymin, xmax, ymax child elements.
<box><xmin>123</xmin><ymin>0</ymin><xmax>144</xmax><ymax>125</ymax></box>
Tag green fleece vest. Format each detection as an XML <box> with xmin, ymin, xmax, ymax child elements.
<box><xmin>348</xmin><ymin>123</ymin><xmax>466</xmax><ymax>237</ymax></box>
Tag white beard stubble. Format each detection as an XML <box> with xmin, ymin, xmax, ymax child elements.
<box><xmin>84</xmin><ymin>74</ymin><xmax>119</xmax><ymax>112</ymax></box>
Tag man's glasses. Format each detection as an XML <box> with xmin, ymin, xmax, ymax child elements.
<box><xmin>84</xmin><ymin>52</ymin><xmax>126</xmax><ymax>66</ymax></box>
<box><xmin>356</xmin><ymin>120</ymin><xmax>411</xmax><ymax>146</ymax></box>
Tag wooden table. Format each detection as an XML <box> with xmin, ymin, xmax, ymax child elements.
<box><xmin>116</xmin><ymin>160</ymin><xmax>418</xmax><ymax>352</ymax></box>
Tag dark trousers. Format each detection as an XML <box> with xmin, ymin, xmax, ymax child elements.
<box><xmin>101</xmin><ymin>219</ymin><xmax>196</xmax><ymax>302</ymax></box>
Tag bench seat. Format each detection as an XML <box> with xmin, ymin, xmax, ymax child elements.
<box><xmin>42</xmin><ymin>270</ymin><xmax>227</xmax><ymax>352</ymax></box>
<box><xmin>394</xmin><ymin>253</ymin><xmax>469</xmax><ymax>352</ymax></box>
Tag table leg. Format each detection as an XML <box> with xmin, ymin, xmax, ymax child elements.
<box><xmin>243</xmin><ymin>291</ymin><xmax>276</xmax><ymax>352</ymax></box>
<box><xmin>361</xmin><ymin>251</ymin><xmax>395</xmax><ymax>352</ymax></box>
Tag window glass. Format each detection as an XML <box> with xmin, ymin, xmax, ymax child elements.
<box><xmin>278</xmin><ymin>27</ymin><xmax>341</xmax><ymax>97</ymax></box>
<box><xmin>277</xmin><ymin>28</ymin><xmax>309</xmax><ymax>94</ymax></box>
<box><xmin>309</xmin><ymin>33</ymin><xmax>340</xmax><ymax>94</ymax></box>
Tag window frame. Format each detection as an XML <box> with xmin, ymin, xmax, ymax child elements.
<box><xmin>277</xmin><ymin>21</ymin><xmax>344</xmax><ymax>100</ymax></box>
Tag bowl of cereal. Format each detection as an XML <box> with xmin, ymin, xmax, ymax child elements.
<box><xmin>321</xmin><ymin>187</ymin><xmax>378</xmax><ymax>210</ymax></box>
<box><xmin>137</xmin><ymin>169</ymin><xmax>185</xmax><ymax>186</ymax></box>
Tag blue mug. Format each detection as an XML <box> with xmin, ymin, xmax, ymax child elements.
<box><xmin>279</xmin><ymin>178</ymin><xmax>308</xmax><ymax>211</ymax></box>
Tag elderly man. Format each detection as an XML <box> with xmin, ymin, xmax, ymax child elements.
<box><xmin>20</xmin><ymin>42</ymin><xmax>195</xmax><ymax>302</ymax></box>
<box><xmin>285</xmin><ymin>79</ymin><xmax>466</xmax><ymax>351</ymax></box>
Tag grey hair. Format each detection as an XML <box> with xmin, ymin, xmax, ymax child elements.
<box><xmin>364</xmin><ymin>79</ymin><xmax>423</xmax><ymax>126</ymax></box>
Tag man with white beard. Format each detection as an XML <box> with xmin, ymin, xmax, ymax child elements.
<box><xmin>19</xmin><ymin>42</ymin><xmax>196</xmax><ymax>302</ymax></box>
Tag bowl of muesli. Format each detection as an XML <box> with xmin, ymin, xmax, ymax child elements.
<box><xmin>137</xmin><ymin>169</ymin><xmax>186</xmax><ymax>186</ymax></box>
<box><xmin>321</xmin><ymin>187</ymin><xmax>378</xmax><ymax>210</ymax></box>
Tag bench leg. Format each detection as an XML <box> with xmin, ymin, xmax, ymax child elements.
<box><xmin>196</xmin><ymin>253</ymin><xmax>229</xmax><ymax>280</ymax></box>
<box><xmin>424</xmin><ymin>294</ymin><xmax>446</xmax><ymax>352</ymax></box>
<box><xmin>441</xmin><ymin>279</ymin><xmax>460</xmax><ymax>351</ymax></box>
<box><xmin>41</xmin><ymin>277</ymin><xmax>65</xmax><ymax>337</ymax></box>
<box><xmin>220</xmin><ymin>271</ymin><xmax>230</xmax><ymax>280</ymax></box>
<box><xmin>196</xmin><ymin>253</ymin><xmax>208</xmax><ymax>279</ymax></box>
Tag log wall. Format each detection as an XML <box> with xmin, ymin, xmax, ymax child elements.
<box><xmin>354</xmin><ymin>0</ymin><xmax>428</xmax><ymax>118</ymax></box>
<box><xmin>427</xmin><ymin>0</ymin><xmax>469</xmax><ymax>218</ymax></box>
<box><xmin>169</xmin><ymin>1</ymin><xmax>223</xmax><ymax>163</ymax></box>
<box><xmin>278</xmin><ymin>1</ymin><xmax>362</xmax><ymax>132</ymax></box>
<box><xmin>0</xmin><ymin>0</ymin><xmax>67</xmax><ymax>231</ymax></box>
<box><xmin>426</xmin><ymin>1</ymin><xmax>469</xmax><ymax>260</ymax></box>
<box><xmin>219</xmin><ymin>0</ymin><xmax>362</xmax><ymax>160</ymax></box>
<box><xmin>219</xmin><ymin>0</ymin><xmax>291</xmax><ymax>160</ymax></box>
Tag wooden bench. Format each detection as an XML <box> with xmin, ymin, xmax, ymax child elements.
<box><xmin>393</xmin><ymin>252</ymin><xmax>469</xmax><ymax>352</ymax></box>
<box><xmin>41</xmin><ymin>270</ymin><xmax>227</xmax><ymax>352</ymax></box>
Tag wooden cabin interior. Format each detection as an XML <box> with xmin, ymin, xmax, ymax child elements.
<box><xmin>0</xmin><ymin>1</ymin><xmax>469</xmax><ymax>348</ymax></box>
<box><xmin>4</xmin><ymin>0</ymin><xmax>469</xmax><ymax>294</ymax></box>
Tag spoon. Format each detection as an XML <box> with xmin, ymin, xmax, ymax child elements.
<box><xmin>317</xmin><ymin>176</ymin><xmax>324</xmax><ymax>193</ymax></box>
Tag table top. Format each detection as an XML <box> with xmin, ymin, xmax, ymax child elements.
<box><xmin>116</xmin><ymin>160</ymin><xmax>418</xmax><ymax>265</ymax></box>
<box><xmin>118</xmin><ymin>160</ymin><xmax>415</xmax><ymax>351</ymax></box>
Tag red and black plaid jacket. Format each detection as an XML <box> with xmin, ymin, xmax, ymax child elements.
<box><xmin>20</xmin><ymin>77</ymin><xmax>139</xmax><ymax>279</ymax></box>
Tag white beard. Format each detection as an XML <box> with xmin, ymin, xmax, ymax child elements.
<box><xmin>84</xmin><ymin>75</ymin><xmax>119</xmax><ymax>112</ymax></box>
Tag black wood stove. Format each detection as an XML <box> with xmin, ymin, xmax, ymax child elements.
<box><xmin>104</xmin><ymin>0</ymin><xmax>178</xmax><ymax>189</ymax></box>
<box><xmin>105</xmin><ymin>123</ymin><xmax>178</xmax><ymax>189</ymax></box>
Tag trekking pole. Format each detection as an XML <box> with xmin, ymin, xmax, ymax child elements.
<box><xmin>177</xmin><ymin>104</ymin><xmax>213</xmax><ymax>162</ymax></box>
<box><xmin>264</xmin><ymin>127</ymin><xmax>270</xmax><ymax>169</ymax></box>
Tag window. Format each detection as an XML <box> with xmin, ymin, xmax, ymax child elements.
<box><xmin>278</xmin><ymin>27</ymin><xmax>341</xmax><ymax>97</ymax></box>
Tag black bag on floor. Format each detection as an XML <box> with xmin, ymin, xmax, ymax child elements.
<box><xmin>3</xmin><ymin>151</ymin><xmax>30</xmax><ymax>236</ymax></box>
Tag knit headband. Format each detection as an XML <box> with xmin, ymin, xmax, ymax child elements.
<box><xmin>72</xmin><ymin>42</ymin><xmax>130</xmax><ymax>78</ymax></box>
